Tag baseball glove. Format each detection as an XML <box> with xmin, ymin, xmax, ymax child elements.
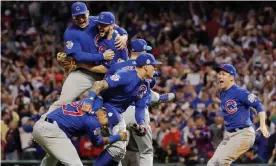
<box><xmin>127</xmin><ymin>123</ymin><xmax>147</xmax><ymax>136</ymax></box>
<box><xmin>56</xmin><ymin>52</ymin><xmax>78</xmax><ymax>73</ymax></box>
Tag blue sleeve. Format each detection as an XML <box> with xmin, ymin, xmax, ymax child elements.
<box><xmin>87</xmin><ymin>126</ymin><xmax>104</xmax><ymax>147</ymax></box>
<box><xmin>119</xmin><ymin>48</ymin><xmax>128</xmax><ymax>61</ymax></box>
<box><xmin>64</xmin><ymin>30</ymin><xmax>104</xmax><ymax>63</ymax></box>
<box><xmin>106</xmin><ymin>65</ymin><xmax>117</xmax><ymax>77</ymax></box>
<box><xmin>71</xmin><ymin>52</ymin><xmax>104</xmax><ymax>63</ymax></box>
<box><xmin>239</xmin><ymin>89</ymin><xmax>264</xmax><ymax>113</ymax></box>
<box><xmin>64</xmin><ymin>30</ymin><xmax>82</xmax><ymax>55</ymax></box>
<box><xmin>105</xmin><ymin>72</ymin><xmax>130</xmax><ymax>88</ymax></box>
<box><xmin>135</xmin><ymin>88</ymin><xmax>150</xmax><ymax>124</ymax></box>
<box><xmin>114</xmin><ymin>25</ymin><xmax>128</xmax><ymax>35</ymax></box>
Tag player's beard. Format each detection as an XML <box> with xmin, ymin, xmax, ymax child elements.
<box><xmin>100</xmin><ymin>27</ymin><xmax>111</xmax><ymax>39</ymax></box>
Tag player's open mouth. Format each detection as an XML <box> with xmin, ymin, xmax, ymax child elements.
<box><xmin>219</xmin><ymin>80</ymin><xmax>224</xmax><ymax>84</ymax></box>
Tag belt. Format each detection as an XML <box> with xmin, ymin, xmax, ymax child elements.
<box><xmin>44</xmin><ymin>117</ymin><xmax>55</xmax><ymax>124</ymax></box>
<box><xmin>228</xmin><ymin>126</ymin><xmax>249</xmax><ymax>133</ymax></box>
<box><xmin>77</xmin><ymin>68</ymin><xmax>105</xmax><ymax>81</ymax></box>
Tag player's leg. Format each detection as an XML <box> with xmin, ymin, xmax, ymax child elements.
<box><xmin>39</xmin><ymin>149</ymin><xmax>59</xmax><ymax>166</ymax></box>
<box><xmin>217</xmin><ymin>127</ymin><xmax>255</xmax><ymax>166</ymax></box>
<box><xmin>121</xmin><ymin>150</ymin><xmax>139</xmax><ymax>166</ymax></box>
<box><xmin>122</xmin><ymin>106</ymin><xmax>139</xmax><ymax>166</ymax></box>
<box><xmin>47</xmin><ymin>70</ymin><xmax>95</xmax><ymax>113</ymax></box>
<box><xmin>32</xmin><ymin>119</ymin><xmax>83</xmax><ymax>166</ymax></box>
<box><xmin>106</xmin><ymin>116</ymin><xmax>127</xmax><ymax>163</ymax></box>
<box><xmin>123</xmin><ymin>106</ymin><xmax>154</xmax><ymax>166</ymax></box>
<box><xmin>132</xmin><ymin>108</ymin><xmax>154</xmax><ymax>166</ymax></box>
<box><xmin>150</xmin><ymin>90</ymin><xmax>175</xmax><ymax>104</ymax></box>
<box><xmin>94</xmin><ymin>150</ymin><xmax>119</xmax><ymax>166</ymax></box>
<box><xmin>207</xmin><ymin>136</ymin><xmax>230</xmax><ymax>166</ymax></box>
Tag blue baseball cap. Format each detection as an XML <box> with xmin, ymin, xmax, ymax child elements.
<box><xmin>215</xmin><ymin>64</ymin><xmax>237</xmax><ymax>78</ymax></box>
<box><xmin>136</xmin><ymin>53</ymin><xmax>162</xmax><ymax>67</ymax></box>
<box><xmin>131</xmin><ymin>39</ymin><xmax>152</xmax><ymax>52</ymax></box>
<box><xmin>71</xmin><ymin>2</ymin><xmax>88</xmax><ymax>16</ymax></box>
<box><xmin>96</xmin><ymin>12</ymin><xmax>115</xmax><ymax>25</ymax></box>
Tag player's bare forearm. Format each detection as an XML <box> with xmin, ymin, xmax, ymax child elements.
<box><xmin>90</xmin><ymin>65</ymin><xmax>108</xmax><ymax>73</ymax></box>
<box><xmin>91</xmin><ymin>80</ymin><xmax>109</xmax><ymax>95</ymax></box>
<box><xmin>258</xmin><ymin>111</ymin><xmax>266</xmax><ymax>127</ymax></box>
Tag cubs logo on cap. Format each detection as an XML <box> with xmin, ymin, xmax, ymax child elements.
<box><xmin>71</xmin><ymin>2</ymin><xmax>88</xmax><ymax>16</ymax></box>
<box><xmin>95</xmin><ymin>12</ymin><xmax>115</xmax><ymax>25</ymax></box>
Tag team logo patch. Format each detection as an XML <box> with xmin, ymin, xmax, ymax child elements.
<box><xmin>76</xmin><ymin>6</ymin><xmax>80</xmax><ymax>11</ymax></box>
<box><xmin>248</xmin><ymin>93</ymin><xmax>256</xmax><ymax>103</ymax></box>
<box><xmin>66</xmin><ymin>41</ymin><xmax>74</xmax><ymax>49</ymax></box>
<box><xmin>137</xmin><ymin>84</ymin><xmax>147</xmax><ymax>98</ymax></box>
<box><xmin>146</xmin><ymin>59</ymin><xmax>151</xmax><ymax>64</ymax></box>
<box><xmin>225</xmin><ymin>100</ymin><xmax>238</xmax><ymax>114</ymax></box>
<box><xmin>110</xmin><ymin>74</ymin><xmax>120</xmax><ymax>81</ymax></box>
<box><xmin>93</xmin><ymin>127</ymin><xmax>101</xmax><ymax>135</ymax></box>
<box><xmin>100</xmin><ymin>14</ymin><xmax>104</xmax><ymax>19</ymax></box>
<box><xmin>98</xmin><ymin>45</ymin><xmax>105</xmax><ymax>53</ymax></box>
<box><xmin>108</xmin><ymin>112</ymin><xmax>113</xmax><ymax>117</ymax></box>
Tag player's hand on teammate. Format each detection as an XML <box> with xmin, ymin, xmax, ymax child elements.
<box><xmin>118</xmin><ymin>130</ymin><xmax>127</xmax><ymax>141</ymax></box>
<box><xmin>115</xmin><ymin>35</ymin><xmax>127</xmax><ymax>50</ymax></box>
<box><xmin>103</xmin><ymin>49</ymin><xmax>115</xmax><ymax>61</ymax></box>
<box><xmin>256</xmin><ymin>125</ymin><xmax>270</xmax><ymax>138</ymax></box>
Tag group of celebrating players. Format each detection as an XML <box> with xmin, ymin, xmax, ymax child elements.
<box><xmin>31</xmin><ymin>2</ymin><xmax>270</xmax><ymax>166</ymax></box>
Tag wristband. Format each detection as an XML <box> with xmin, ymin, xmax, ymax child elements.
<box><xmin>88</xmin><ymin>91</ymin><xmax>97</xmax><ymax>100</ymax></box>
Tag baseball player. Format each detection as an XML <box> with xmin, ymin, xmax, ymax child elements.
<box><xmin>47</xmin><ymin>2</ymin><xmax>128</xmax><ymax>113</ymax></box>
<box><xmin>87</xmin><ymin>53</ymin><xmax>162</xmax><ymax>165</ymax></box>
<box><xmin>207</xmin><ymin>64</ymin><xmax>270</xmax><ymax>166</ymax></box>
<box><xmin>106</xmin><ymin>39</ymin><xmax>175</xmax><ymax>166</ymax></box>
<box><xmin>96</xmin><ymin>12</ymin><xmax>128</xmax><ymax>69</ymax></box>
<box><xmin>32</xmin><ymin>96</ymin><xmax>127</xmax><ymax>166</ymax></box>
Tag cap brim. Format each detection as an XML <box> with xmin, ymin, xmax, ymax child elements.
<box><xmin>95</xmin><ymin>20</ymin><xmax>112</xmax><ymax>25</ymax></box>
<box><xmin>214</xmin><ymin>66</ymin><xmax>223</xmax><ymax>72</ymax></box>
<box><xmin>215</xmin><ymin>66</ymin><xmax>229</xmax><ymax>73</ymax></box>
<box><xmin>215</xmin><ymin>66</ymin><xmax>236</xmax><ymax>77</ymax></box>
<box><xmin>146</xmin><ymin>46</ymin><xmax>152</xmax><ymax>51</ymax></box>
<box><xmin>72</xmin><ymin>11</ymin><xmax>88</xmax><ymax>16</ymax></box>
<box><xmin>152</xmin><ymin>61</ymin><xmax>162</xmax><ymax>65</ymax></box>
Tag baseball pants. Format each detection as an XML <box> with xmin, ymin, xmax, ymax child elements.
<box><xmin>105</xmin><ymin>115</ymin><xmax>128</xmax><ymax>163</ymax></box>
<box><xmin>47</xmin><ymin>70</ymin><xmax>98</xmax><ymax>114</ymax></box>
<box><xmin>32</xmin><ymin>117</ymin><xmax>83</xmax><ymax>166</ymax></box>
<box><xmin>122</xmin><ymin>106</ymin><xmax>153</xmax><ymax>166</ymax></box>
<box><xmin>207</xmin><ymin>126</ymin><xmax>255</xmax><ymax>166</ymax></box>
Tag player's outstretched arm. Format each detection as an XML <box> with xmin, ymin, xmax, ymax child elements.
<box><xmin>256</xmin><ymin>111</ymin><xmax>270</xmax><ymax>138</ymax></box>
<box><xmin>89</xmin><ymin>80</ymin><xmax>109</xmax><ymax>100</ymax></box>
<box><xmin>90</xmin><ymin>131</ymin><xmax>127</xmax><ymax>147</ymax></box>
<box><xmin>239</xmin><ymin>91</ymin><xmax>270</xmax><ymax>138</ymax></box>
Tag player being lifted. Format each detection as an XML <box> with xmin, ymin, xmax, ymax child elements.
<box><xmin>207</xmin><ymin>64</ymin><xmax>270</xmax><ymax>166</ymax></box>
<box><xmin>32</xmin><ymin>96</ymin><xmax>127</xmax><ymax>166</ymax></box>
<box><xmin>47</xmin><ymin>2</ymin><xmax>128</xmax><ymax>113</ymax></box>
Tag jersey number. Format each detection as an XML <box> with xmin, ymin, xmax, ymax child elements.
<box><xmin>62</xmin><ymin>101</ymin><xmax>84</xmax><ymax>116</ymax></box>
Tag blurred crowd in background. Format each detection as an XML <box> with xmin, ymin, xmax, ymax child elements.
<box><xmin>1</xmin><ymin>1</ymin><xmax>276</xmax><ymax>165</ymax></box>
